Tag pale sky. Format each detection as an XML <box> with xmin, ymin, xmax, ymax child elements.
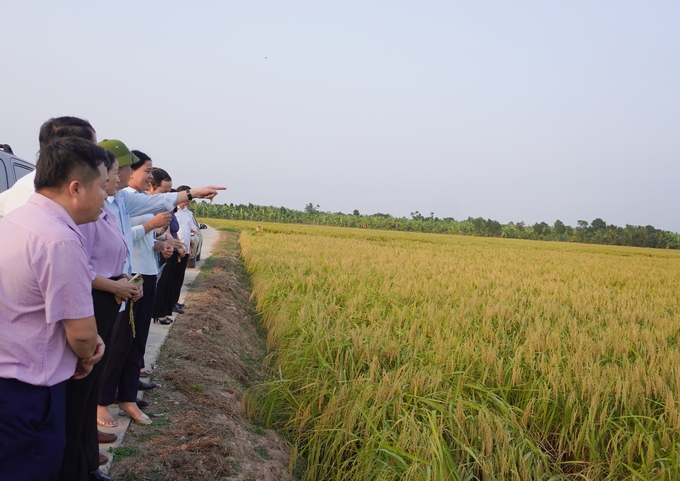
<box><xmin>2</xmin><ymin>1</ymin><xmax>679</xmax><ymax>231</ymax></box>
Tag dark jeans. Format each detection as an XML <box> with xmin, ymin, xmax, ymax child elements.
<box><xmin>0</xmin><ymin>377</ymin><xmax>67</xmax><ymax>481</ymax></box>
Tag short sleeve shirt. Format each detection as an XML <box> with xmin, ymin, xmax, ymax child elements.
<box><xmin>0</xmin><ymin>193</ymin><xmax>94</xmax><ymax>386</ymax></box>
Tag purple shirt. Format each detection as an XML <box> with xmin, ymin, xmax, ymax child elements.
<box><xmin>79</xmin><ymin>205</ymin><xmax>128</xmax><ymax>280</ymax></box>
<box><xmin>0</xmin><ymin>194</ymin><xmax>94</xmax><ymax>386</ymax></box>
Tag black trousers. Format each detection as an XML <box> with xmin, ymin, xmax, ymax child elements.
<box><xmin>125</xmin><ymin>274</ymin><xmax>157</xmax><ymax>399</ymax></box>
<box><xmin>59</xmin><ymin>289</ymin><xmax>120</xmax><ymax>481</ymax></box>
<box><xmin>153</xmin><ymin>253</ymin><xmax>179</xmax><ymax>319</ymax></box>
<box><xmin>99</xmin><ymin>275</ymin><xmax>157</xmax><ymax>404</ymax></box>
<box><xmin>99</xmin><ymin>301</ymin><xmax>132</xmax><ymax>406</ymax></box>
<box><xmin>169</xmin><ymin>253</ymin><xmax>189</xmax><ymax>307</ymax></box>
<box><xmin>0</xmin><ymin>378</ymin><xmax>67</xmax><ymax>481</ymax></box>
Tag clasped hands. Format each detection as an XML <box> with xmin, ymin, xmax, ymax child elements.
<box><xmin>73</xmin><ymin>335</ymin><xmax>105</xmax><ymax>379</ymax></box>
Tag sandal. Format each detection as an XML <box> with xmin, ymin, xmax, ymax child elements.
<box><xmin>96</xmin><ymin>417</ymin><xmax>119</xmax><ymax>428</ymax></box>
<box><xmin>158</xmin><ymin>317</ymin><xmax>173</xmax><ymax>325</ymax></box>
<box><xmin>119</xmin><ymin>404</ymin><xmax>152</xmax><ymax>425</ymax></box>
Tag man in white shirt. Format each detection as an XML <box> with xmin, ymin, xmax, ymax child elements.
<box><xmin>0</xmin><ymin>117</ymin><xmax>98</xmax><ymax>217</ymax></box>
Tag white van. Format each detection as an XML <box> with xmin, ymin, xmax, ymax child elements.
<box><xmin>0</xmin><ymin>145</ymin><xmax>34</xmax><ymax>193</ymax></box>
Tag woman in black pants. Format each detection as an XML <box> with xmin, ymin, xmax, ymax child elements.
<box><xmin>111</xmin><ymin>151</ymin><xmax>174</xmax><ymax>424</ymax></box>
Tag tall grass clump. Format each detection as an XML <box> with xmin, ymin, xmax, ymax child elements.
<box><xmin>205</xmin><ymin>219</ymin><xmax>680</xmax><ymax>480</ymax></box>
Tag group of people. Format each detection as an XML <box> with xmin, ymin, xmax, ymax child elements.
<box><xmin>0</xmin><ymin>116</ymin><xmax>224</xmax><ymax>481</ymax></box>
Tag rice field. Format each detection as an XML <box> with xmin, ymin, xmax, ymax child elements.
<box><xmin>206</xmin><ymin>219</ymin><xmax>680</xmax><ymax>480</ymax></box>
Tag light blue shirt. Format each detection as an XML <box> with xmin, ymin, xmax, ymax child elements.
<box><xmin>108</xmin><ymin>188</ymin><xmax>178</xmax><ymax>275</ymax></box>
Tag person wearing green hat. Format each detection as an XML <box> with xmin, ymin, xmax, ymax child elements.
<box><xmin>96</xmin><ymin>139</ymin><xmax>226</xmax><ymax>429</ymax></box>
<box><xmin>96</xmin><ymin>138</ymin><xmax>225</xmax><ymax>279</ymax></box>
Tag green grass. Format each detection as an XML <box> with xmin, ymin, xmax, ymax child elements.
<box><xmin>249</xmin><ymin>425</ymin><xmax>266</xmax><ymax>436</ymax></box>
<box><xmin>254</xmin><ymin>445</ymin><xmax>272</xmax><ymax>460</ymax></box>
<box><xmin>110</xmin><ymin>446</ymin><xmax>140</xmax><ymax>460</ymax></box>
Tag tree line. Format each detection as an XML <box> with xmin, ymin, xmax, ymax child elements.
<box><xmin>191</xmin><ymin>202</ymin><xmax>680</xmax><ymax>249</ymax></box>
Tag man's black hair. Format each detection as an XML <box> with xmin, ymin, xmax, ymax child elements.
<box><xmin>150</xmin><ymin>167</ymin><xmax>172</xmax><ymax>189</ymax></box>
<box><xmin>34</xmin><ymin>137</ymin><xmax>107</xmax><ymax>191</ymax></box>
<box><xmin>103</xmin><ymin>150</ymin><xmax>117</xmax><ymax>170</ymax></box>
<box><xmin>38</xmin><ymin>117</ymin><xmax>96</xmax><ymax>149</ymax></box>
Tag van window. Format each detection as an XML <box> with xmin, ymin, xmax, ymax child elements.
<box><xmin>13</xmin><ymin>161</ymin><xmax>33</xmax><ymax>181</ymax></box>
<box><xmin>0</xmin><ymin>159</ymin><xmax>8</xmax><ymax>192</ymax></box>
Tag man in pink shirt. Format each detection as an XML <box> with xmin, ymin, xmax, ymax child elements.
<box><xmin>0</xmin><ymin>137</ymin><xmax>108</xmax><ymax>481</ymax></box>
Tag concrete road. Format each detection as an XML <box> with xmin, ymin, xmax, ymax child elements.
<box><xmin>99</xmin><ymin>225</ymin><xmax>221</xmax><ymax>472</ymax></box>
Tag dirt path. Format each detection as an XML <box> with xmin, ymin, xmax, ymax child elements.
<box><xmin>108</xmin><ymin>229</ymin><xmax>293</xmax><ymax>481</ymax></box>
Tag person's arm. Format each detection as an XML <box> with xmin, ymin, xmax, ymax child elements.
<box><xmin>78</xmin><ymin>221</ymin><xmax>99</xmax><ymax>281</ymax></box>
<box><xmin>123</xmin><ymin>186</ymin><xmax>226</xmax><ymax>218</ymax></box>
<box><xmin>62</xmin><ymin>316</ymin><xmax>98</xmax><ymax>359</ymax></box>
<box><xmin>92</xmin><ymin>275</ymin><xmax>141</xmax><ymax>300</ymax></box>
<box><xmin>141</xmin><ymin>212</ymin><xmax>172</xmax><ymax>234</ymax></box>
<box><xmin>125</xmin><ymin>189</ymin><xmax>178</xmax><ymax>217</ymax></box>
<box><xmin>154</xmin><ymin>240</ymin><xmax>174</xmax><ymax>258</ymax></box>
<box><xmin>165</xmin><ymin>236</ymin><xmax>186</xmax><ymax>255</ymax></box>
<box><xmin>175</xmin><ymin>186</ymin><xmax>226</xmax><ymax>204</ymax></box>
<box><xmin>73</xmin><ymin>335</ymin><xmax>105</xmax><ymax>380</ymax></box>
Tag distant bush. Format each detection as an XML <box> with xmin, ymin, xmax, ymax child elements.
<box><xmin>192</xmin><ymin>203</ymin><xmax>680</xmax><ymax>249</ymax></box>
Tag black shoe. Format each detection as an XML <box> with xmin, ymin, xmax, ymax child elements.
<box><xmin>172</xmin><ymin>304</ymin><xmax>185</xmax><ymax>314</ymax></box>
<box><xmin>90</xmin><ymin>469</ymin><xmax>113</xmax><ymax>481</ymax></box>
<box><xmin>176</xmin><ymin>302</ymin><xmax>185</xmax><ymax>309</ymax></box>
<box><xmin>136</xmin><ymin>398</ymin><xmax>149</xmax><ymax>408</ymax></box>
<box><xmin>138</xmin><ymin>380</ymin><xmax>157</xmax><ymax>391</ymax></box>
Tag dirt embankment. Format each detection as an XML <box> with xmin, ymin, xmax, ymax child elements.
<box><xmin>110</xmin><ymin>230</ymin><xmax>293</xmax><ymax>481</ymax></box>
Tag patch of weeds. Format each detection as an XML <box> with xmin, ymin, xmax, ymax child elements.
<box><xmin>292</xmin><ymin>457</ymin><xmax>307</xmax><ymax>480</ymax></box>
<box><xmin>195</xmin><ymin>254</ymin><xmax>218</xmax><ymax>274</ymax></box>
<box><xmin>121</xmin><ymin>467</ymin><xmax>166</xmax><ymax>481</ymax></box>
<box><xmin>248</xmin><ymin>425</ymin><xmax>266</xmax><ymax>436</ymax></box>
<box><xmin>227</xmin><ymin>458</ymin><xmax>240</xmax><ymax>475</ymax></box>
<box><xmin>110</xmin><ymin>446</ymin><xmax>140</xmax><ymax>460</ymax></box>
<box><xmin>132</xmin><ymin>432</ymin><xmax>156</xmax><ymax>443</ymax></box>
<box><xmin>167</xmin><ymin>349</ymin><xmax>184</xmax><ymax>359</ymax></box>
<box><xmin>141</xmin><ymin>467</ymin><xmax>166</xmax><ymax>480</ymax></box>
<box><xmin>191</xmin><ymin>383</ymin><xmax>204</xmax><ymax>391</ymax></box>
<box><xmin>241</xmin><ymin>356</ymin><xmax>261</xmax><ymax>369</ymax></box>
<box><xmin>144</xmin><ymin>389</ymin><xmax>161</xmax><ymax>403</ymax></box>
<box><xmin>149</xmin><ymin>416</ymin><xmax>172</xmax><ymax>427</ymax></box>
<box><xmin>254</xmin><ymin>445</ymin><xmax>271</xmax><ymax>460</ymax></box>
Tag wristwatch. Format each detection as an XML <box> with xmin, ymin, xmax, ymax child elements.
<box><xmin>186</xmin><ymin>190</ymin><xmax>193</xmax><ymax>201</ymax></box>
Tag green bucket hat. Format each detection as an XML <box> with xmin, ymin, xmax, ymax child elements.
<box><xmin>98</xmin><ymin>139</ymin><xmax>139</xmax><ymax>168</ymax></box>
